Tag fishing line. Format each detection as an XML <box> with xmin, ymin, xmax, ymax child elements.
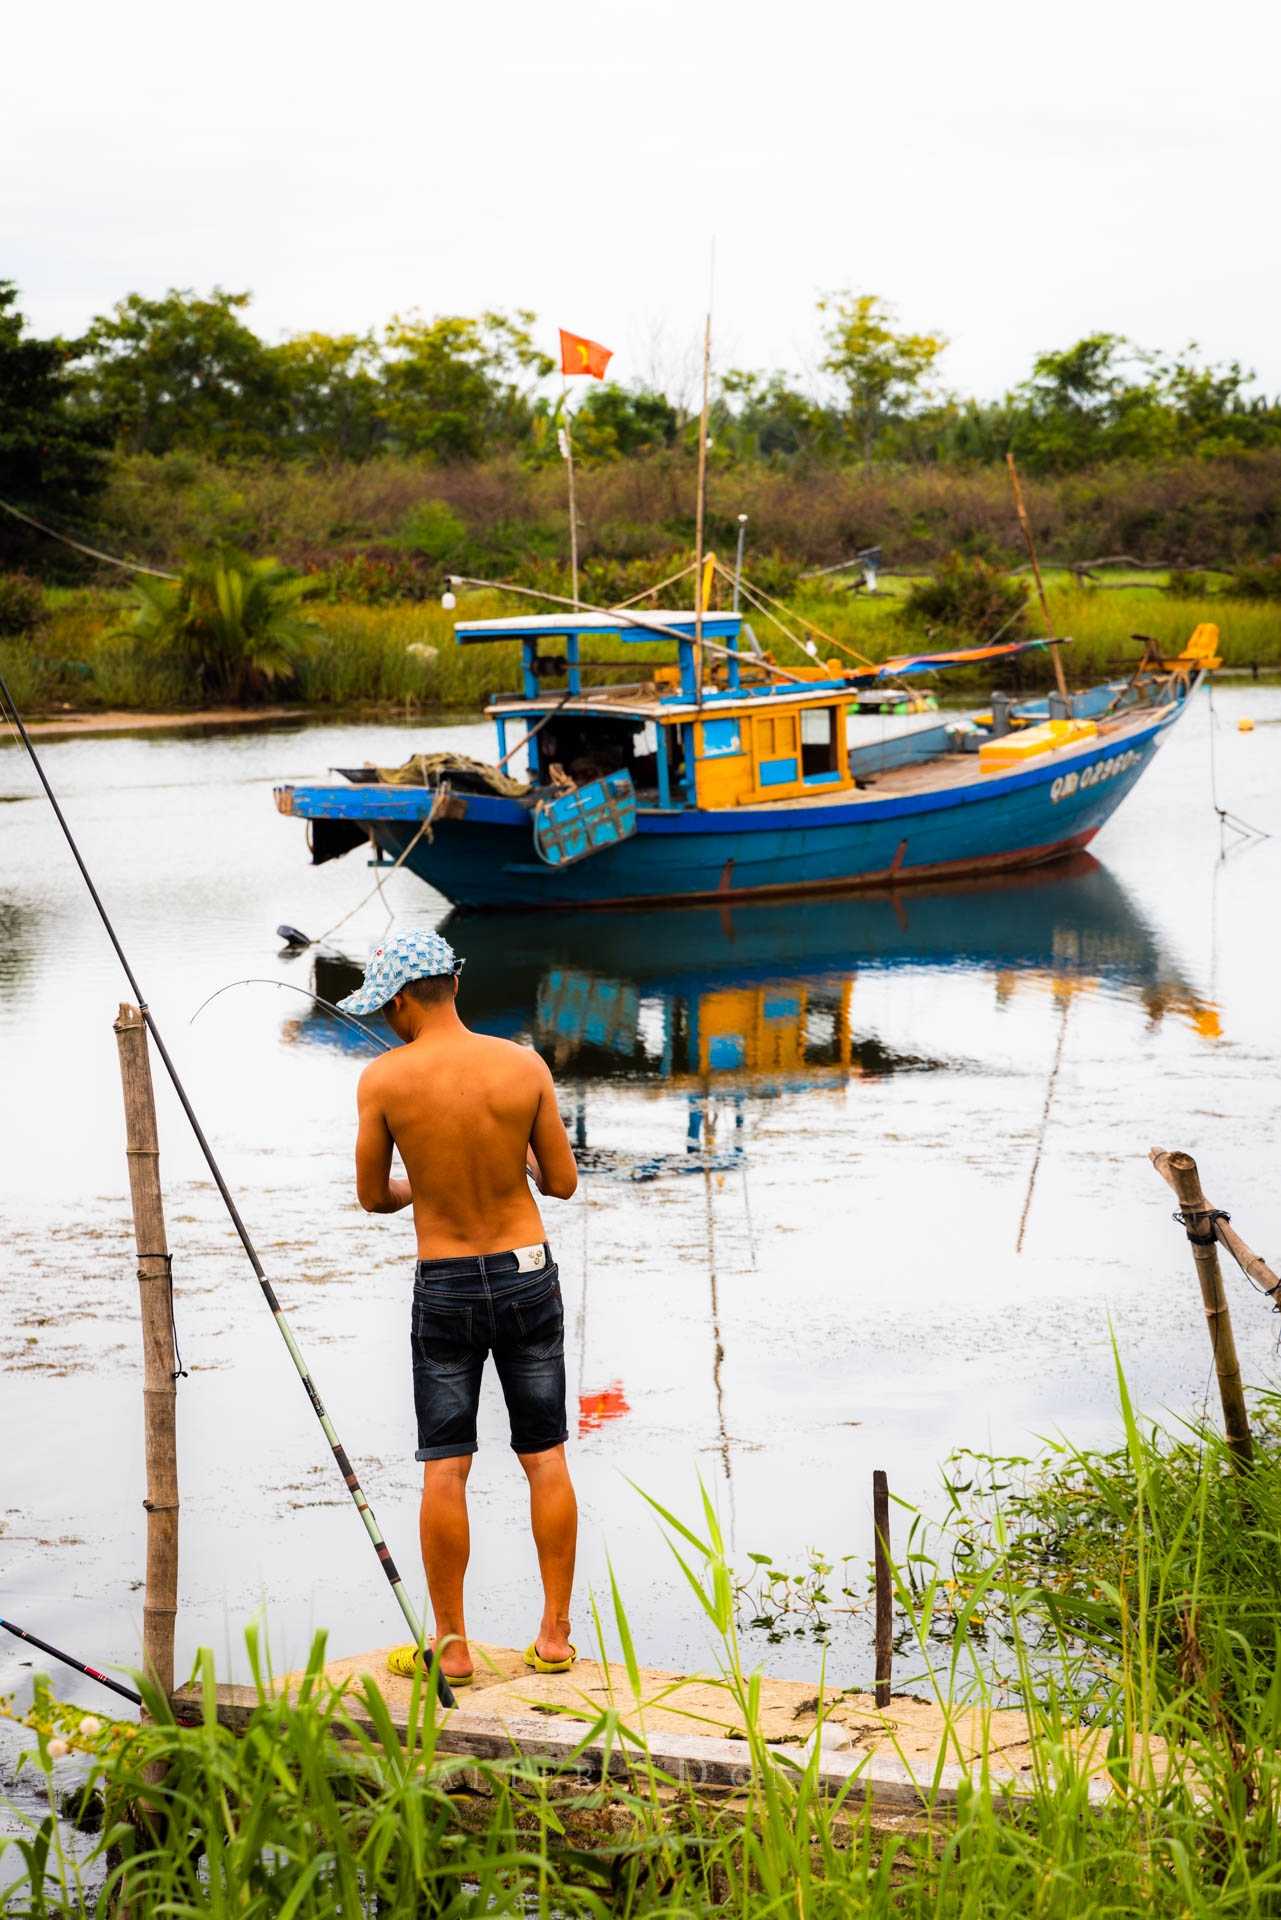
<box><xmin>0</xmin><ymin>664</ymin><xmax>453</xmax><ymax>1709</ymax></box>
<box><xmin>189</xmin><ymin>977</ymin><xmax>393</xmax><ymax>1053</ymax></box>
<box><xmin>1207</xmin><ymin>680</ymin><xmax>1270</xmax><ymax>847</ymax></box>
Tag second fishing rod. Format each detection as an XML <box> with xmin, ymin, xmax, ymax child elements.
<box><xmin>0</xmin><ymin>667</ymin><xmax>454</xmax><ymax>1711</ymax></box>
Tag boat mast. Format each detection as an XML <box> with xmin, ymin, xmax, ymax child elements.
<box><xmin>559</xmin><ymin>398</ymin><xmax>580</xmax><ymax>609</ymax></box>
<box><xmin>692</xmin><ymin>305</ymin><xmax>713</xmax><ymax>710</ymax></box>
<box><xmin>1007</xmin><ymin>451</ymin><xmax>1069</xmax><ymax>702</ymax></box>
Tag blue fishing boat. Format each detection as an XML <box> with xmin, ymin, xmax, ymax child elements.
<box><xmin>273</xmin><ymin>611</ymin><xmax>1219</xmax><ymax>910</ymax></box>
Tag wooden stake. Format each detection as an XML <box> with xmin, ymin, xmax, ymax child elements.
<box><xmin>873</xmin><ymin>1469</ymin><xmax>892</xmax><ymax>1707</ymax></box>
<box><xmin>561</xmin><ymin>399</ymin><xmax>580</xmax><ymax>609</ymax></box>
<box><xmin>1006</xmin><ymin>451</ymin><xmax>1069</xmax><ymax>701</ymax></box>
<box><xmin>692</xmin><ymin>311</ymin><xmax>712</xmax><ymax>709</ymax></box>
<box><xmin>114</xmin><ymin>1003</ymin><xmax>180</xmax><ymax>1695</ymax></box>
<box><xmin>1149</xmin><ymin>1148</ymin><xmax>1254</xmax><ymax>1468</ymax></box>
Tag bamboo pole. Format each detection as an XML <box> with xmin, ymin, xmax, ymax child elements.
<box><xmin>114</xmin><ymin>1002</ymin><xmax>180</xmax><ymax>1694</ymax></box>
<box><xmin>692</xmin><ymin>311</ymin><xmax>712</xmax><ymax>709</ymax></box>
<box><xmin>1149</xmin><ymin>1148</ymin><xmax>1254</xmax><ymax>1468</ymax></box>
<box><xmin>872</xmin><ymin>1469</ymin><xmax>892</xmax><ymax>1707</ymax></box>
<box><xmin>561</xmin><ymin>405</ymin><xmax>580</xmax><ymax>609</ymax></box>
<box><xmin>1006</xmin><ymin>452</ymin><xmax>1069</xmax><ymax>701</ymax></box>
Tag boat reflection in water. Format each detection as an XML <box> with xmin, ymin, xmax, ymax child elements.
<box><xmin>287</xmin><ymin>854</ymin><xmax>1217</xmax><ymax>1177</ymax></box>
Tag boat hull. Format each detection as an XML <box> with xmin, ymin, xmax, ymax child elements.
<box><xmin>365</xmin><ymin>708</ymin><xmax>1178</xmax><ymax>909</ymax></box>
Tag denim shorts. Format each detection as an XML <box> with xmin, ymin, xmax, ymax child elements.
<box><xmin>411</xmin><ymin>1246</ymin><xmax>567</xmax><ymax>1462</ymax></box>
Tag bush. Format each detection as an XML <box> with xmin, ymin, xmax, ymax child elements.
<box><xmin>902</xmin><ymin>553</ymin><xmax>1030</xmax><ymax>641</ymax></box>
<box><xmin>119</xmin><ymin>550</ymin><xmax>314</xmax><ymax>704</ymax></box>
<box><xmin>1224</xmin><ymin>557</ymin><xmax>1281</xmax><ymax>600</ymax></box>
<box><xmin>1166</xmin><ymin>568</ymin><xmax>1211</xmax><ymax>597</ymax></box>
<box><xmin>397</xmin><ymin>497</ymin><xmax>468</xmax><ymax>566</ymax></box>
<box><xmin>0</xmin><ymin>570</ymin><xmax>45</xmax><ymax>634</ymax></box>
<box><xmin>311</xmin><ymin>548</ymin><xmax>432</xmax><ymax>605</ymax></box>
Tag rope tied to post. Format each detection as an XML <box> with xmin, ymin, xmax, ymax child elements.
<box><xmin>136</xmin><ymin>1250</ymin><xmax>188</xmax><ymax>1380</ymax></box>
<box><xmin>1168</xmin><ymin>1197</ymin><xmax>1281</xmax><ymax>1308</ymax></box>
<box><xmin>1174</xmin><ymin>1206</ymin><xmax>1232</xmax><ymax>1248</ymax></box>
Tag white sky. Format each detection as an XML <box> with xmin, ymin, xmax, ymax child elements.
<box><xmin>5</xmin><ymin>0</ymin><xmax>1279</xmax><ymax>404</ymax></box>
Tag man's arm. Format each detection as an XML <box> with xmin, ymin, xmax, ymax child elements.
<box><xmin>527</xmin><ymin>1058</ymin><xmax>578</xmax><ymax>1200</ymax></box>
<box><xmin>355</xmin><ymin>1064</ymin><xmax>413</xmax><ymax>1214</ymax></box>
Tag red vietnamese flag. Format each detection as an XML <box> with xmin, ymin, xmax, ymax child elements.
<box><xmin>559</xmin><ymin>328</ymin><xmax>613</xmax><ymax>379</ymax></box>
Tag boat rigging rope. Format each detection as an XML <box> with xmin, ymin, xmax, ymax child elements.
<box><xmin>716</xmin><ymin>561</ymin><xmax>877</xmax><ymax>670</ymax></box>
<box><xmin>443</xmin><ymin>573</ymin><xmax>810</xmax><ymax>685</ymax></box>
<box><xmin>611</xmin><ymin>557</ymin><xmax>699</xmax><ymax>609</ymax></box>
<box><xmin>0</xmin><ymin>662</ymin><xmax>454</xmax><ymax>1709</ymax></box>
<box><xmin>0</xmin><ymin>493</ymin><xmax>179</xmax><ymax>580</ymax></box>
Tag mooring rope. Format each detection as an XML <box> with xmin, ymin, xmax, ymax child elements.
<box><xmin>1206</xmin><ymin>679</ymin><xmax>1270</xmax><ymax>845</ymax></box>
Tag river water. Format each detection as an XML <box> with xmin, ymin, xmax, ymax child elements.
<box><xmin>2</xmin><ymin>688</ymin><xmax>1279</xmax><ymax>1764</ymax></box>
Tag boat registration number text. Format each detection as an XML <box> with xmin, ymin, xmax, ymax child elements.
<box><xmin>1051</xmin><ymin>748</ymin><xmax>1143</xmax><ymax>804</ymax></box>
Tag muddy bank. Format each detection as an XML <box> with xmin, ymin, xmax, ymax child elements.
<box><xmin>10</xmin><ymin>705</ymin><xmax>306</xmax><ymax>742</ymax></box>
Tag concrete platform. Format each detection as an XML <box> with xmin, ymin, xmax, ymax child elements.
<box><xmin>172</xmin><ymin>1640</ymin><xmax>1123</xmax><ymax>1815</ymax></box>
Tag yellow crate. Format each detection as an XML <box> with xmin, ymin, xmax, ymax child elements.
<box><xmin>978</xmin><ymin>717</ymin><xmax>1097</xmax><ymax>773</ymax></box>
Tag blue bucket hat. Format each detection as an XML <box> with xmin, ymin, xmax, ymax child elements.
<box><xmin>336</xmin><ymin>928</ymin><xmax>463</xmax><ymax>1016</ymax></box>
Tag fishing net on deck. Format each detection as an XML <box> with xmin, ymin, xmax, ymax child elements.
<box><xmin>372</xmin><ymin>751</ymin><xmax>530</xmax><ymax>797</ymax></box>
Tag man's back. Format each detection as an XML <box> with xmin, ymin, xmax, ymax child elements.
<box><xmin>341</xmin><ymin>934</ymin><xmax>581</xmax><ymax>1688</ymax></box>
<box><xmin>357</xmin><ymin>1023</ymin><xmax>576</xmax><ymax>1257</ymax></box>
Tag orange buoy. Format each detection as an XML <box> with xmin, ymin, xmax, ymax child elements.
<box><xmin>1239</xmin><ymin>716</ymin><xmax>1255</xmax><ymax>733</ymax></box>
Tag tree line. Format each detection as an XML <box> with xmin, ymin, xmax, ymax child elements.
<box><xmin>4</xmin><ymin>278</ymin><xmax>1281</xmax><ymax>541</ymax></box>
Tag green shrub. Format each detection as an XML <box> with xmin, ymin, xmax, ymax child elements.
<box><xmin>397</xmin><ymin>497</ymin><xmax>468</xmax><ymax>565</ymax></box>
<box><xmin>311</xmin><ymin>548</ymin><xmax>432</xmax><ymax>605</ymax></box>
<box><xmin>0</xmin><ymin>640</ymin><xmax>55</xmax><ymax>707</ymax></box>
<box><xmin>118</xmin><ymin>550</ymin><xmax>314</xmax><ymax>704</ymax></box>
<box><xmin>1166</xmin><ymin>568</ymin><xmax>1211</xmax><ymax>597</ymax></box>
<box><xmin>1224</xmin><ymin>557</ymin><xmax>1281</xmax><ymax>599</ymax></box>
<box><xmin>0</xmin><ymin>571</ymin><xmax>45</xmax><ymax>635</ymax></box>
<box><xmin>902</xmin><ymin>552</ymin><xmax>1030</xmax><ymax>641</ymax></box>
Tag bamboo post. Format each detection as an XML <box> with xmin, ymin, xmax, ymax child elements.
<box><xmin>561</xmin><ymin>410</ymin><xmax>580</xmax><ymax>609</ymax></box>
<box><xmin>692</xmin><ymin>310</ymin><xmax>713</xmax><ymax>709</ymax></box>
<box><xmin>1006</xmin><ymin>451</ymin><xmax>1069</xmax><ymax>701</ymax></box>
<box><xmin>1149</xmin><ymin>1148</ymin><xmax>1254</xmax><ymax>1468</ymax></box>
<box><xmin>732</xmin><ymin>514</ymin><xmax>748</xmax><ymax>610</ymax></box>
<box><xmin>872</xmin><ymin>1469</ymin><xmax>892</xmax><ymax>1707</ymax></box>
<box><xmin>114</xmin><ymin>1003</ymin><xmax>180</xmax><ymax>1695</ymax></box>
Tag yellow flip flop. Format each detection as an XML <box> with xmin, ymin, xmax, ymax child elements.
<box><xmin>386</xmin><ymin>1644</ymin><xmax>474</xmax><ymax>1686</ymax></box>
<box><xmin>523</xmin><ymin>1641</ymin><xmax>577</xmax><ymax>1675</ymax></box>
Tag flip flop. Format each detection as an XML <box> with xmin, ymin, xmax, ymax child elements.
<box><xmin>386</xmin><ymin>1644</ymin><xmax>474</xmax><ymax>1686</ymax></box>
<box><xmin>523</xmin><ymin>1641</ymin><xmax>577</xmax><ymax>1675</ymax></box>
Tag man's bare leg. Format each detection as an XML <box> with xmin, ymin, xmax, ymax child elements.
<box><xmin>420</xmin><ymin>1455</ymin><xmax>475</xmax><ymax>1680</ymax></box>
<box><xmin>517</xmin><ymin>1444</ymin><xmax>577</xmax><ymax>1662</ymax></box>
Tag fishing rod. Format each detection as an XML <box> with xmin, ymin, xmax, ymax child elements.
<box><xmin>1</xmin><ymin>1618</ymin><xmax>143</xmax><ymax>1708</ymax></box>
<box><xmin>189</xmin><ymin>977</ymin><xmax>393</xmax><ymax>1053</ymax></box>
<box><xmin>0</xmin><ymin>667</ymin><xmax>454</xmax><ymax>1710</ymax></box>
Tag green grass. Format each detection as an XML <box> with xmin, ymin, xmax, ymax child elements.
<box><xmin>6</xmin><ymin>1370</ymin><xmax>1281</xmax><ymax>1917</ymax></box>
<box><xmin>4</xmin><ymin>578</ymin><xmax>1278</xmax><ymax>720</ymax></box>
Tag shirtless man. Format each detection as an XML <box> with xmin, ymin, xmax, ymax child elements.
<box><xmin>339</xmin><ymin>928</ymin><xmax>579</xmax><ymax>1688</ymax></box>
